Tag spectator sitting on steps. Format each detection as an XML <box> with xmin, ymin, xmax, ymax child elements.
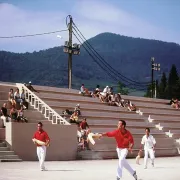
<box><xmin>26</xmin><ymin>81</ymin><xmax>39</xmax><ymax>93</ymax></box>
<box><xmin>69</xmin><ymin>111</ymin><xmax>80</xmax><ymax>124</ymax></box>
<box><xmin>8</xmin><ymin>88</ymin><xmax>16</xmax><ymax>106</ymax></box>
<box><xmin>0</xmin><ymin>103</ymin><xmax>11</xmax><ymax>128</ymax></box>
<box><xmin>126</xmin><ymin>100</ymin><xmax>137</xmax><ymax>111</ymax></box>
<box><xmin>74</xmin><ymin>104</ymin><xmax>81</xmax><ymax>115</ymax></box>
<box><xmin>17</xmin><ymin>107</ymin><xmax>28</xmax><ymax>123</ymax></box>
<box><xmin>10</xmin><ymin>106</ymin><xmax>18</xmax><ymax>122</ymax></box>
<box><xmin>79</xmin><ymin>84</ymin><xmax>91</xmax><ymax>96</ymax></box>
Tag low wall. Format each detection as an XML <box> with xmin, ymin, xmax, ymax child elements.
<box><xmin>6</xmin><ymin>122</ymin><xmax>77</xmax><ymax>161</ymax></box>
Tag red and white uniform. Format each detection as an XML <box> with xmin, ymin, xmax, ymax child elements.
<box><xmin>106</xmin><ymin>129</ymin><xmax>135</xmax><ymax>178</ymax></box>
<box><xmin>33</xmin><ymin>130</ymin><xmax>50</xmax><ymax>170</ymax></box>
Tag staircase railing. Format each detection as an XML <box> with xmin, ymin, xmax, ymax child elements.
<box><xmin>16</xmin><ymin>83</ymin><xmax>70</xmax><ymax>125</ymax></box>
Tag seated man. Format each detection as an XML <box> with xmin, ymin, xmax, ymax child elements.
<box><xmin>17</xmin><ymin>107</ymin><xmax>28</xmax><ymax>123</ymax></box>
<box><xmin>10</xmin><ymin>106</ymin><xmax>18</xmax><ymax>122</ymax></box>
<box><xmin>79</xmin><ymin>84</ymin><xmax>91</xmax><ymax>96</ymax></box>
<box><xmin>26</xmin><ymin>81</ymin><xmax>39</xmax><ymax>93</ymax></box>
<box><xmin>69</xmin><ymin>111</ymin><xmax>80</xmax><ymax>124</ymax></box>
<box><xmin>0</xmin><ymin>103</ymin><xmax>11</xmax><ymax>127</ymax></box>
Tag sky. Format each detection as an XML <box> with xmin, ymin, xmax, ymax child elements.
<box><xmin>0</xmin><ymin>0</ymin><xmax>180</xmax><ymax>53</ymax></box>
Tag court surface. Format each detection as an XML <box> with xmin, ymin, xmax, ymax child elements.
<box><xmin>0</xmin><ymin>157</ymin><xmax>180</xmax><ymax>180</ymax></box>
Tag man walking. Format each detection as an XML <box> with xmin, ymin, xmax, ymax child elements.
<box><xmin>32</xmin><ymin>122</ymin><xmax>50</xmax><ymax>171</ymax></box>
<box><xmin>100</xmin><ymin>120</ymin><xmax>137</xmax><ymax>180</ymax></box>
<box><xmin>140</xmin><ymin>128</ymin><xmax>156</xmax><ymax>169</ymax></box>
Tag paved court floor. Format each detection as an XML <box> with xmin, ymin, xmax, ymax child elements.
<box><xmin>0</xmin><ymin>157</ymin><xmax>180</xmax><ymax>180</ymax></box>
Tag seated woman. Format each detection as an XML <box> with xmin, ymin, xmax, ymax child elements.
<box><xmin>10</xmin><ymin>106</ymin><xmax>18</xmax><ymax>122</ymax></box>
<box><xmin>92</xmin><ymin>85</ymin><xmax>101</xmax><ymax>98</ymax></box>
<box><xmin>20</xmin><ymin>89</ymin><xmax>28</xmax><ymax>109</ymax></box>
<box><xmin>74</xmin><ymin>104</ymin><xmax>81</xmax><ymax>115</ymax></box>
<box><xmin>69</xmin><ymin>111</ymin><xmax>80</xmax><ymax>124</ymax></box>
<box><xmin>126</xmin><ymin>100</ymin><xmax>137</xmax><ymax>111</ymax></box>
<box><xmin>108</xmin><ymin>92</ymin><xmax>116</xmax><ymax>106</ymax></box>
<box><xmin>170</xmin><ymin>98</ymin><xmax>179</xmax><ymax>109</ymax></box>
<box><xmin>115</xmin><ymin>93</ymin><xmax>125</xmax><ymax>107</ymax></box>
<box><xmin>8</xmin><ymin>88</ymin><xmax>16</xmax><ymax>106</ymax></box>
<box><xmin>17</xmin><ymin>107</ymin><xmax>28</xmax><ymax>123</ymax></box>
<box><xmin>14</xmin><ymin>88</ymin><xmax>23</xmax><ymax>106</ymax></box>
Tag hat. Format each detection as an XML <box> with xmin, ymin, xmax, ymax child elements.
<box><xmin>76</xmin><ymin>104</ymin><xmax>80</xmax><ymax>107</ymax></box>
<box><xmin>29</xmin><ymin>81</ymin><xmax>31</xmax><ymax>84</ymax></box>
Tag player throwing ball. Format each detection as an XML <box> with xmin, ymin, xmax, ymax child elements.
<box><xmin>140</xmin><ymin>128</ymin><xmax>156</xmax><ymax>169</ymax></box>
<box><xmin>32</xmin><ymin>122</ymin><xmax>50</xmax><ymax>171</ymax></box>
<box><xmin>100</xmin><ymin>120</ymin><xmax>138</xmax><ymax>180</ymax></box>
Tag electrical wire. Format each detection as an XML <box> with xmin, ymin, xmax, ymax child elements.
<box><xmin>72</xmin><ymin>27</ymin><xmax>149</xmax><ymax>89</ymax></box>
<box><xmin>72</xmin><ymin>30</ymin><xmax>148</xmax><ymax>91</ymax></box>
<box><xmin>72</xmin><ymin>31</ymin><xmax>119</xmax><ymax>82</ymax></box>
<box><xmin>72</xmin><ymin>22</ymin><xmax>150</xmax><ymax>86</ymax></box>
<box><xmin>0</xmin><ymin>29</ymin><xmax>67</xmax><ymax>39</ymax></box>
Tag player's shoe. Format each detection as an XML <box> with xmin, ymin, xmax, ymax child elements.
<box><xmin>116</xmin><ymin>177</ymin><xmax>120</xmax><ymax>180</ymax></box>
<box><xmin>133</xmin><ymin>171</ymin><xmax>138</xmax><ymax>180</ymax></box>
<box><xmin>152</xmin><ymin>162</ymin><xmax>154</xmax><ymax>167</ymax></box>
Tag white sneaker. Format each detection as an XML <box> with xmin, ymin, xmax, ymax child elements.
<box><xmin>144</xmin><ymin>166</ymin><xmax>147</xmax><ymax>169</ymax></box>
<box><xmin>152</xmin><ymin>163</ymin><xmax>154</xmax><ymax>167</ymax></box>
<box><xmin>41</xmin><ymin>167</ymin><xmax>47</xmax><ymax>171</ymax></box>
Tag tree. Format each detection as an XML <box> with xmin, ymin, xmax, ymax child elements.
<box><xmin>158</xmin><ymin>72</ymin><xmax>167</xmax><ymax>99</ymax></box>
<box><xmin>167</xmin><ymin>64</ymin><xmax>179</xmax><ymax>99</ymax></box>
<box><xmin>117</xmin><ymin>81</ymin><xmax>129</xmax><ymax>95</ymax></box>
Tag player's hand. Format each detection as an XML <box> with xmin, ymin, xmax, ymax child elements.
<box><xmin>128</xmin><ymin>147</ymin><xmax>133</xmax><ymax>153</ymax></box>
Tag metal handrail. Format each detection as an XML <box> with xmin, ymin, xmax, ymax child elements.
<box><xmin>16</xmin><ymin>83</ymin><xmax>70</xmax><ymax>125</ymax></box>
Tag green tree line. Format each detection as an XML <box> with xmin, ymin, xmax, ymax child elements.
<box><xmin>145</xmin><ymin>64</ymin><xmax>180</xmax><ymax>99</ymax></box>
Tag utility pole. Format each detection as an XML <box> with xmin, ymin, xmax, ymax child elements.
<box><xmin>151</xmin><ymin>57</ymin><xmax>154</xmax><ymax>98</ymax></box>
<box><xmin>151</xmin><ymin>57</ymin><xmax>160</xmax><ymax>98</ymax></box>
<box><xmin>63</xmin><ymin>15</ymin><xmax>81</xmax><ymax>89</ymax></box>
<box><xmin>68</xmin><ymin>16</ymin><xmax>73</xmax><ymax>89</ymax></box>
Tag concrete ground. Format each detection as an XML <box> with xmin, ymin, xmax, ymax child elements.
<box><xmin>0</xmin><ymin>157</ymin><xmax>180</xmax><ymax>180</ymax></box>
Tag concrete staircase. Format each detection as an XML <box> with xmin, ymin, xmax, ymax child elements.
<box><xmin>0</xmin><ymin>141</ymin><xmax>22</xmax><ymax>162</ymax></box>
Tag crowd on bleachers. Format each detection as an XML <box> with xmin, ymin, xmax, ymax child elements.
<box><xmin>79</xmin><ymin>84</ymin><xmax>137</xmax><ymax>112</ymax></box>
<box><xmin>0</xmin><ymin>82</ymin><xmax>38</xmax><ymax>128</ymax></box>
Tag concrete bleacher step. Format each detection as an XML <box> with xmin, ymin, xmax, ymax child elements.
<box><xmin>77</xmin><ymin>147</ymin><xmax>178</xmax><ymax>160</ymax></box>
<box><xmin>0</xmin><ymin>142</ymin><xmax>22</xmax><ymax>162</ymax></box>
<box><xmin>0</xmin><ymin>159</ymin><xmax>22</xmax><ymax>162</ymax></box>
<box><xmin>0</xmin><ymin>128</ymin><xmax>5</xmax><ymax>140</ymax></box>
<box><xmin>35</xmin><ymin>84</ymin><xmax>169</xmax><ymax>104</ymax></box>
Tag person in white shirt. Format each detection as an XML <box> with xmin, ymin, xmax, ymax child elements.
<box><xmin>140</xmin><ymin>128</ymin><xmax>156</xmax><ymax>169</ymax></box>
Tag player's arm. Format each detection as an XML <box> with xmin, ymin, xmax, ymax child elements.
<box><xmin>44</xmin><ymin>132</ymin><xmax>50</xmax><ymax>145</ymax></box>
<box><xmin>152</xmin><ymin>136</ymin><xmax>156</xmax><ymax>150</ymax></box>
<box><xmin>101</xmin><ymin>130</ymin><xmax>117</xmax><ymax>137</ymax></box>
<box><xmin>140</xmin><ymin>136</ymin><xmax>144</xmax><ymax>151</ymax></box>
<box><xmin>128</xmin><ymin>132</ymin><xmax>134</xmax><ymax>152</ymax></box>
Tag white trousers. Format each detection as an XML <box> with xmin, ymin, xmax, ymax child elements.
<box><xmin>37</xmin><ymin>146</ymin><xmax>46</xmax><ymax>169</ymax></box>
<box><xmin>116</xmin><ymin>148</ymin><xmax>135</xmax><ymax>178</ymax></box>
<box><xmin>144</xmin><ymin>148</ymin><xmax>155</xmax><ymax>167</ymax></box>
<box><xmin>0</xmin><ymin>116</ymin><xmax>11</xmax><ymax>127</ymax></box>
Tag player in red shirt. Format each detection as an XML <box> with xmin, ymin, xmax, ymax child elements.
<box><xmin>100</xmin><ymin>120</ymin><xmax>138</xmax><ymax>180</ymax></box>
<box><xmin>32</xmin><ymin>122</ymin><xmax>50</xmax><ymax>171</ymax></box>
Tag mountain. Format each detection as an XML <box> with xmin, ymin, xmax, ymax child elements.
<box><xmin>0</xmin><ymin>32</ymin><xmax>180</xmax><ymax>91</ymax></box>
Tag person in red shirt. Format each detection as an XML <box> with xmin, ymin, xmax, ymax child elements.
<box><xmin>100</xmin><ymin>120</ymin><xmax>138</xmax><ymax>180</ymax></box>
<box><xmin>32</xmin><ymin>122</ymin><xmax>50</xmax><ymax>171</ymax></box>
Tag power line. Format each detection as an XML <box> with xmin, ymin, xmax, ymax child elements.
<box><xmin>72</xmin><ymin>22</ymin><xmax>150</xmax><ymax>86</ymax></box>
<box><xmin>72</xmin><ymin>30</ymin><xmax>148</xmax><ymax>91</ymax></box>
<box><xmin>72</xmin><ymin>27</ymin><xmax>149</xmax><ymax>89</ymax></box>
<box><xmin>0</xmin><ymin>29</ymin><xmax>68</xmax><ymax>39</ymax></box>
<box><xmin>72</xmin><ymin>31</ymin><xmax>119</xmax><ymax>82</ymax></box>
